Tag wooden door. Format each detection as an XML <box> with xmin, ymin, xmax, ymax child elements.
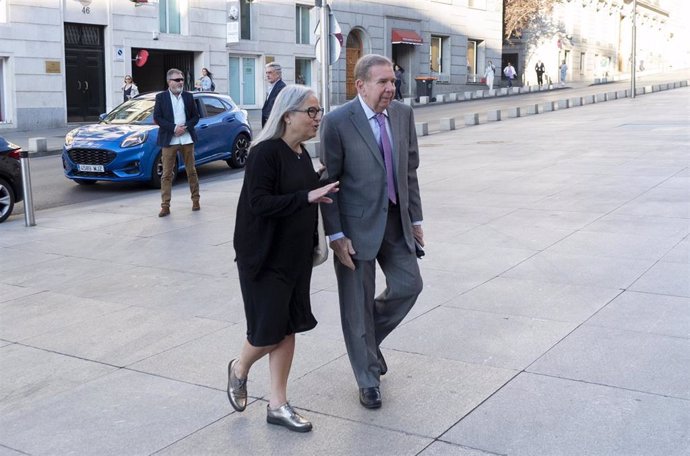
<box><xmin>346</xmin><ymin>47</ymin><xmax>360</xmax><ymax>99</ymax></box>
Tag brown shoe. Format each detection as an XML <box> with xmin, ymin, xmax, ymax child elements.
<box><xmin>158</xmin><ymin>207</ymin><xmax>170</xmax><ymax>217</ymax></box>
<box><xmin>192</xmin><ymin>201</ymin><xmax>200</xmax><ymax>211</ymax></box>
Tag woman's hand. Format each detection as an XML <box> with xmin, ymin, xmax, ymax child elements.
<box><xmin>308</xmin><ymin>181</ymin><xmax>339</xmax><ymax>204</ymax></box>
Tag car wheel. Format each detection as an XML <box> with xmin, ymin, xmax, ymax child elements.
<box><xmin>149</xmin><ymin>152</ymin><xmax>178</xmax><ymax>189</ymax></box>
<box><xmin>0</xmin><ymin>177</ymin><xmax>16</xmax><ymax>223</ymax></box>
<box><xmin>226</xmin><ymin>133</ymin><xmax>250</xmax><ymax>169</ymax></box>
<box><xmin>74</xmin><ymin>179</ymin><xmax>97</xmax><ymax>185</ymax></box>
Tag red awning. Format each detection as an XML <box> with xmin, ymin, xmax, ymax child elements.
<box><xmin>392</xmin><ymin>29</ymin><xmax>423</xmax><ymax>45</ymax></box>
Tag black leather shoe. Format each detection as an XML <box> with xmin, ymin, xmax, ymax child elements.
<box><xmin>377</xmin><ymin>348</ymin><xmax>387</xmax><ymax>376</ymax></box>
<box><xmin>359</xmin><ymin>387</ymin><xmax>382</xmax><ymax>409</ymax></box>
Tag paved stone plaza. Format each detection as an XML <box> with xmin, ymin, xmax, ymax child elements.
<box><xmin>1</xmin><ymin>88</ymin><xmax>688</xmax><ymax>455</ymax></box>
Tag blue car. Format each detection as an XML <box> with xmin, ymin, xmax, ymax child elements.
<box><xmin>62</xmin><ymin>92</ymin><xmax>251</xmax><ymax>188</ymax></box>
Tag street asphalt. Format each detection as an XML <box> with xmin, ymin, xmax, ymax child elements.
<box><xmin>0</xmin><ymin>83</ymin><xmax>689</xmax><ymax>455</ymax></box>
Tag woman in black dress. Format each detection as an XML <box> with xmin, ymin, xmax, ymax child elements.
<box><xmin>227</xmin><ymin>85</ymin><xmax>339</xmax><ymax>432</ymax></box>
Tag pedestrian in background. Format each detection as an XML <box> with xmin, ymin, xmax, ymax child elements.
<box><xmin>394</xmin><ymin>63</ymin><xmax>405</xmax><ymax>100</ymax></box>
<box><xmin>503</xmin><ymin>62</ymin><xmax>516</xmax><ymax>88</ymax></box>
<box><xmin>122</xmin><ymin>75</ymin><xmax>139</xmax><ymax>102</ymax></box>
<box><xmin>535</xmin><ymin>60</ymin><xmax>546</xmax><ymax>87</ymax></box>
<box><xmin>199</xmin><ymin>67</ymin><xmax>215</xmax><ymax>91</ymax></box>
<box><xmin>228</xmin><ymin>85</ymin><xmax>339</xmax><ymax>432</ymax></box>
<box><xmin>153</xmin><ymin>68</ymin><xmax>201</xmax><ymax>217</ymax></box>
<box><xmin>484</xmin><ymin>60</ymin><xmax>495</xmax><ymax>90</ymax></box>
<box><xmin>560</xmin><ymin>60</ymin><xmax>568</xmax><ymax>86</ymax></box>
<box><xmin>262</xmin><ymin>62</ymin><xmax>286</xmax><ymax>127</ymax></box>
<box><xmin>320</xmin><ymin>54</ymin><xmax>424</xmax><ymax>410</ymax></box>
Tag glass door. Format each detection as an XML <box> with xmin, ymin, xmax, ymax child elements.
<box><xmin>229</xmin><ymin>56</ymin><xmax>256</xmax><ymax>107</ymax></box>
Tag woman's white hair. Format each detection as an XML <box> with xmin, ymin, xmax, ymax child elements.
<box><xmin>251</xmin><ymin>84</ymin><xmax>315</xmax><ymax>150</ymax></box>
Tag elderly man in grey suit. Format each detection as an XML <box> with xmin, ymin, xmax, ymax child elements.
<box><xmin>320</xmin><ymin>54</ymin><xmax>424</xmax><ymax>409</ymax></box>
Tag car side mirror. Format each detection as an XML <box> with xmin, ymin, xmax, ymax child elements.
<box><xmin>98</xmin><ymin>113</ymin><xmax>107</xmax><ymax>121</ymax></box>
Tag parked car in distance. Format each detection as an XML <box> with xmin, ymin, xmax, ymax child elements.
<box><xmin>0</xmin><ymin>136</ymin><xmax>24</xmax><ymax>223</ymax></box>
<box><xmin>62</xmin><ymin>92</ymin><xmax>251</xmax><ymax>188</ymax></box>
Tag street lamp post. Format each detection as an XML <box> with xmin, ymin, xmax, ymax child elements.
<box><xmin>631</xmin><ymin>0</ymin><xmax>637</xmax><ymax>98</ymax></box>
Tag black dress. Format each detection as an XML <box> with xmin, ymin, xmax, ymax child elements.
<box><xmin>233</xmin><ymin>138</ymin><xmax>320</xmax><ymax>346</ymax></box>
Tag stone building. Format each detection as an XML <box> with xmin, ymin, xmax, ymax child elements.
<box><xmin>0</xmin><ymin>0</ymin><xmax>503</xmax><ymax>130</ymax></box>
<box><xmin>502</xmin><ymin>0</ymin><xmax>689</xmax><ymax>87</ymax></box>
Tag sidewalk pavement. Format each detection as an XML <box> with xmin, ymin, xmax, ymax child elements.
<box><xmin>1</xmin><ymin>87</ymin><xmax>689</xmax><ymax>455</ymax></box>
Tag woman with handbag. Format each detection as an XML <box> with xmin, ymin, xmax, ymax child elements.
<box><xmin>228</xmin><ymin>85</ymin><xmax>339</xmax><ymax>432</ymax></box>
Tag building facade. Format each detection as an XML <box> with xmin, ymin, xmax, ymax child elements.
<box><xmin>0</xmin><ymin>0</ymin><xmax>503</xmax><ymax>131</ymax></box>
<box><xmin>503</xmin><ymin>0</ymin><xmax>690</xmax><ymax>87</ymax></box>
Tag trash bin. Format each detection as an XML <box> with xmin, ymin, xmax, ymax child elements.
<box><xmin>415</xmin><ymin>76</ymin><xmax>437</xmax><ymax>101</ymax></box>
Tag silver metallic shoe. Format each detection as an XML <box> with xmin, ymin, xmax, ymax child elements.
<box><xmin>227</xmin><ymin>359</ymin><xmax>247</xmax><ymax>412</ymax></box>
<box><xmin>266</xmin><ymin>403</ymin><xmax>313</xmax><ymax>433</ymax></box>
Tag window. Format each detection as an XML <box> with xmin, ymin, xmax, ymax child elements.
<box><xmin>295</xmin><ymin>58</ymin><xmax>313</xmax><ymax>86</ymax></box>
<box><xmin>0</xmin><ymin>57</ymin><xmax>6</xmax><ymax>122</ymax></box>
<box><xmin>228</xmin><ymin>56</ymin><xmax>257</xmax><ymax>106</ymax></box>
<box><xmin>430</xmin><ymin>35</ymin><xmax>450</xmax><ymax>81</ymax></box>
<box><xmin>467</xmin><ymin>39</ymin><xmax>480</xmax><ymax>81</ymax></box>
<box><xmin>430</xmin><ymin>36</ymin><xmax>442</xmax><ymax>73</ymax></box>
<box><xmin>160</xmin><ymin>0</ymin><xmax>180</xmax><ymax>34</ymax></box>
<box><xmin>240</xmin><ymin>0</ymin><xmax>251</xmax><ymax>40</ymax></box>
<box><xmin>199</xmin><ymin>97</ymin><xmax>227</xmax><ymax>117</ymax></box>
<box><xmin>580</xmin><ymin>52</ymin><xmax>586</xmax><ymax>74</ymax></box>
<box><xmin>296</xmin><ymin>5</ymin><xmax>311</xmax><ymax>44</ymax></box>
<box><xmin>468</xmin><ymin>0</ymin><xmax>487</xmax><ymax>9</ymax></box>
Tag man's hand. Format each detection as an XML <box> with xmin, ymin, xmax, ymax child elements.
<box><xmin>330</xmin><ymin>237</ymin><xmax>356</xmax><ymax>270</ymax></box>
<box><xmin>412</xmin><ymin>225</ymin><xmax>425</xmax><ymax>247</ymax></box>
<box><xmin>174</xmin><ymin>124</ymin><xmax>187</xmax><ymax>136</ymax></box>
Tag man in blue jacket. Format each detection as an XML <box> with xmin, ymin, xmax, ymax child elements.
<box><xmin>153</xmin><ymin>68</ymin><xmax>200</xmax><ymax>217</ymax></box>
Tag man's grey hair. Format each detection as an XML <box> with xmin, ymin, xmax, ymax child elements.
<box><xmin>251</xmin><ymin>84</ymin><xmax>315</xmax><ymax>149</ymax></box>
<box><xmin>354</xmin><ymin>54</ymin><xmax>393</xmax><ymax>82</ymax></box>
<box><xmin>265</xmin><ymin>62</ymin><xmax>282</xmax><ymax>76</ymax></box>
<box><xmin>166</xmin><ymin>68</ymin><xmax>183</xmax><ymax>80</ymax></box>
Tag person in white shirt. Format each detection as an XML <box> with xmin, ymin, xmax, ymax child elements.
<box><xmin>153</xmin><ymin>68</ymin><xmax>201</xmax><ymax>217</ymax></box>
<box><xmin>503</xmin><ymin>62</ymin><xmax>517</xmax><ymax>88</ymax></box>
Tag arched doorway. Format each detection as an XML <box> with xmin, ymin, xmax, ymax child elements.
<box><xmin>346</xmin><ymin>31</ymin><xmax>363</xmax><ymax>99</ymax></box>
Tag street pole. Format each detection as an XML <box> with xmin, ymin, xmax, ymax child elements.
<box><xmin>19</xmin><ymin>150</ymin><xmax>36</xmax><ymax>227</ymax></box>
<box><xmin>631</xmin><ymin>0</ymin><xmax>637</xmax><ymax>98</ymax></box>
<box><xmin>319</xmin><ymin>0</ymin><xmax>330</xmax><ymax>113</ymax></box>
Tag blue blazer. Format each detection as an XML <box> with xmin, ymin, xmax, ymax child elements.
<box><xmin>154</xmin><ymin>90</ymin><xmax>200</xmax><ymax>147</ymax></box>
<box><xmin>261</xmin><ymin>79</ymin><xmax>286</xmax><ymax>127</ymax></box>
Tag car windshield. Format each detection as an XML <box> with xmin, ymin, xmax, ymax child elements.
<box><xmin>101</xmin><ymin>98</ymin><xmax>155</xmax><ymax>125</ymax></box>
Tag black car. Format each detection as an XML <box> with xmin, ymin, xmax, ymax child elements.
<box><xmin>0</xmin><ymin>137</ymin><xmax>24</xmax><ymax>223</ymax></box>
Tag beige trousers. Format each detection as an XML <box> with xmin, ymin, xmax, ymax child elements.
<box><xmin>160</xmin><ymin>143</ymin><xmax>199</xmax><ymax>208</ymax></box>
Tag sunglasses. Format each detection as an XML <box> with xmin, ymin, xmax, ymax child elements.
<box><xmin>169</xmin><ymin>78</ymin><xmax>184</xmax><ymax>82</ymax></box>
<box><xmin>293</xmin><ymin>107</ymin><xmax>324</xmax><ymax>119</ymax></box>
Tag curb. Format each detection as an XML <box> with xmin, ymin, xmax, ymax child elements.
<box><xmin>413</xmin><ymin>79</ymin><xmax>689</xmax><ymax>137</ymax></box>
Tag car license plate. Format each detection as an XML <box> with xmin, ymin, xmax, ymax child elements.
<box><xmin>77</xmin><ymin>164</ymin><xmax>104</xmax><ymax>172</ymax></box>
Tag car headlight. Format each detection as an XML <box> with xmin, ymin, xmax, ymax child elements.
<box><xmin>121</xmin><ymin>130</ymin><xmax>148</xmax><ymax>148</ymax></box>
<box><xmin>64</xmin><ymin>128</ymin><xmax>80</xmax><ymax>147</ymax></box>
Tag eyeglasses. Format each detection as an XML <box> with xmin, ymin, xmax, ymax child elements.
<box><xmin>293</xmin><ymin>107</ymin><xmax>324</xmax><ymax>119</ymax></box>
<box><xmin>169</xmin><ymin>78</ymin><xmax>184</xmax><ymax>82</ymax></box>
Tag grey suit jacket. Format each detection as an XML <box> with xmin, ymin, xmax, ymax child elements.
<box><xmin>319</xmin><ymin>98</ymin><xmax>423</xmax><ymax>260</ymax></box>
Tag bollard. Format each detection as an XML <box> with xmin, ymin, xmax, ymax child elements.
<box><xmin>508</xmin><ymin>107</ymin><xmax>521</xmax><ymax>118</ymax></box>
<box><xmin>19</xmin><ymin>150</ymin><xmax>36</xmax><ymax>227</ymax></box>
<box><xmin>487</xmin><ymin>110</ymin><xmax>501</xmax><ymax>121</ymax></box>
<box><xmin>464</xmin><ymin>113</ymin><xmax>479</xmax><ymax>126</ymax></box>
<box><xmin>439</xmin><ymin>118</ymin><xmax>456</xmax><ymax>131</ymax></box>
<box><xmin>415</xmin><ymin>122</ymin><xmax>428</xmax><ymax>137</ymax></box>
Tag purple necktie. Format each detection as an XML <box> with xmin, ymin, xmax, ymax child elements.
<box><xmin>375</xmin><ymin>113</ymin><xmax>397</xmax><ymax>205</ymax></box>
